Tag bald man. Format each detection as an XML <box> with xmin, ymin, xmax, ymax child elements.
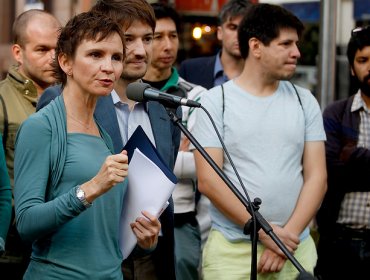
<box><xmin>0</xmin><ymin>9</ymin><xmax>60</xmax><ymax>279</ymax></box>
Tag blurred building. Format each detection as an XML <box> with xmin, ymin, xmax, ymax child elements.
<box><xmin>0</xmin><ymin>0</ymin><xmax>96</xmax><ymax>79</ymax></box>
<box><xmin>0</xmin><ymin>0</ymin><xmax>369</xmax><ymax>99</ymax></box>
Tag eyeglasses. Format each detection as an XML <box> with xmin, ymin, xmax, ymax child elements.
<box><xmin>351</xmin><ymin>25</ymin><xmax>370</xmax><ymax>37</ymax></box>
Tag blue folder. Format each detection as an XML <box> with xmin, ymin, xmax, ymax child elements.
<box><xmin>123</xmin><ymin>125</ymin><xmax>178</xmax><ymax>184</ymax></box>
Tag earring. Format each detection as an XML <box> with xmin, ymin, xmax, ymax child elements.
<box><xmin>67</xmin><ymin>71</ymin><xmax>72</xmax><ymax>76</ymax></box>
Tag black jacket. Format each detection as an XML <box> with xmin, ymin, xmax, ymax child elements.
<box><xmin>178</xmin><ymin>55</ymin><xmax>217</xmax><ymax>90</ymax></box>
<box><xmin>316</xmin><ymin>95</ymin><xmax>370</xmax><ymax>235</ymax></box>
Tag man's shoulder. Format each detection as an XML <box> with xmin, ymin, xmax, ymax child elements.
<box><xmin>0</xmin><ymin>76</ymin><xmax>31</xmax><ymax>108</ymax></box>
<box><xmin>177</xmin><ymin>77</ymin><xmax>206</xmax><ymax>99</ymax></box>
<box><xmin>177</xmin><ymin>77</ymin><xmax>205</xmax><ymax>91</ymax></box>
<box><xmin>0</xmin><ymin>67</ymin><xmax>32</xmax><ymax>95</ymax></box>
<box><xmin>0</xmin><ymin>76</ymin><xmax>17</xmax><ymax>96</ymax></box>
<box><xmin>36</xmin><ymin>84</ymin><xmax>62</xmax><ymax>111</ymax></box>
<box><xmin>180</xmin><ymin>55</ymin><xmax>216</xmax><ymax>68</ymax></box>
<box><xmin>324</xmin><ymin>96</ymin><xmax>354</xmax><ymax>114</ymax></box>
<box><xmin>321</xmin><ymin>96</ymin><xmax>356</xmax><ymax>122</ymax></box>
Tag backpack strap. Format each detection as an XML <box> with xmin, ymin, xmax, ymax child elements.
<box><xmin>289</xmin><ymin>81</ymin><xmax>304</xmax><ymax>111</ymax></box>
<box><xmin>0</xmin><ymin>94</ymin><xmax>8</xmax><ymax>148</ymax></box>
<box><xmin>221</xmin><ymin>84</ymin><xmax>225</xmax><ymax>114</ymax></box>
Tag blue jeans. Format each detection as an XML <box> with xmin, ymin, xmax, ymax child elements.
<box><xmin>174</xmin><ymin>217</ymin><xmax>201</xmax><ymax>280</ymax></box>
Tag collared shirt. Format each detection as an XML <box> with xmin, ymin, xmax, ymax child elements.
<box><xmin>337</xmin><ymin>91</ymin><xmax>370</xmax><ymax>229</ymax></box>
<box><xmin>111</xmin><ymin>90</ymin><xmax>156</xmax><ymax>147</ymax></box>
<box><xmin>213</xmin><ymin>51</ymin><xmax>229</xmax><ymax>87</ymax></box>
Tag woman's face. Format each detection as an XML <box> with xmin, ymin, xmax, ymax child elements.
<box><xmin>66</xmin><ymin>33</ymin><xmax>124</xmax><ymax>96</ymax></box>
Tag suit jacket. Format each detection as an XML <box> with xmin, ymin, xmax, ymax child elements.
<box><xmin>37</xmin><ymin>85</ymin><xmax>180</xmax><ymax>279</ymax></box>
<box><xmin>178</xmin><ymin>55</ymin><xmax>217</xmax><ymax>90</ymax></box>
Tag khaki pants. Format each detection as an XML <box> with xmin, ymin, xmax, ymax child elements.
<box><xmin>202</xmin><ymin>229</ymin><xmax>317</xmax><ymax>280</ymax></box>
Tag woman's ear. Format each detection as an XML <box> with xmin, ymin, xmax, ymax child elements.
<box><xmin>58</xmin><ymin>53</ymin><xmax>72</xmax><ymax>76</ymax></box>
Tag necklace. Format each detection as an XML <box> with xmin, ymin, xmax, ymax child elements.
<box><xmin>67</xmin><ymin>113</ymin><xmax>94</xmax><ymax>130</ymax></box>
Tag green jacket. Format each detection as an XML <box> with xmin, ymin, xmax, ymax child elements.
<box><xmin>0</xmin><ymin>133</ymin><xmax>11</xmax><ymax>252</ymax></box>
<box><xmin>0</xmin><ymin>65</ymin><xmax>38</xmax><ymax>188</ymax></box>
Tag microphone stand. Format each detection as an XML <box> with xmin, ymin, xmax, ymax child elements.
<box><xmin>166</xmin><ymin>109</ymin><xmax>306</xmax><ymax>280</ymax></box>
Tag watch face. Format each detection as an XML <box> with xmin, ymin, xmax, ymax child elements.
<box><xmin>76</xmin><ymin>187</ymin><xmax>91</xmax><ymax>208</ymax></box>
<box><xmin>77</xmin><ymin>189</ymin><xmax>85</xmax><ymax>200</ymax></box>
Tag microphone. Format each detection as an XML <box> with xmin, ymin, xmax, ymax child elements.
<box><xmin>127</xmin><ymin>82</ymin><xmax>201</xmax><ymax>108</ymax></box>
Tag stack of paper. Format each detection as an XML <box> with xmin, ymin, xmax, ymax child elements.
<box><xmin>119</xmin><ymin>126</ymin><xmax>177</xmax><ymax>259</ymax></box>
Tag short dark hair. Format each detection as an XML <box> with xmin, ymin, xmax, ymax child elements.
<box><xmin>238</xmin><ymin>3</ymin><xmax>304</xmax><ymax>59</ymax></box>
<box><xmin>151</xmin><ymin>2</ymin><xmax>181</xmax><ymax>33</ymax></box>
<box><xmin>347</xmin><ymin>26</ymin><xmax>370</xmax><ymax>69</ymax></box>
<box><xmin>91</xmin><ymin>0</ymin><xmax>156</xmax><ymax>32</ymax></box>
<box><xmin>218</xmin><ymin>0</ymin><xmax>252</xmax><ymax>25</ymax></box>
<box><xmin>54</xmin><ymin>11</ymin><xmax>125</xmax><ymax>86</ymax></box>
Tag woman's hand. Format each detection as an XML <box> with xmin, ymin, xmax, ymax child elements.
<box><xmin>131</xmin><ymin>210</ymin><xmax>161</xmax><ymax>250</ymax></box>
<box><xmin>80</xmin><ymin>150</ymin><xmax>129</xmax><ymax>202</ymax></box>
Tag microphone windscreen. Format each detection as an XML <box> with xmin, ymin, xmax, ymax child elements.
<box><xmin>127</xmin><ymin>82</ymin><xmax>151</xmax><ymax>102</ymax></box>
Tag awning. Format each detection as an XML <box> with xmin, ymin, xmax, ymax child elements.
<box><xmin>282</xmin><ymin>1</ymin><xmax>320</xmax><ymax>23</ymax></box>
<box><xmin>354</xmin><ymin>0</ymin><xmax>370</xmax><ymax>21</ymax></box>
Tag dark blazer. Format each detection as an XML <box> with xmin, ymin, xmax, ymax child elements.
<box><xmin>178</xmin><ymin>55</ymin><xmax>217</xmax><ymax>90</ymax></box>
<box><xmin>37</xmin><ymin>85</ymin><xmax>180</xmax><ymax>279</ymax></box>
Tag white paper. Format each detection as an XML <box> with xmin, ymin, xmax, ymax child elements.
<box><xmin>119</xmin><ymin>148</ymin><xmax>176</xmax><ymax>259</ymax></box>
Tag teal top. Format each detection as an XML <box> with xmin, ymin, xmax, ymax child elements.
<box><xmin>14</xmin><ymin>96</ymin><xmax>127</xmax><ymax>279</ymax></box>
<box><xmin>0</xmin><ymin>133</ymin><xmax>12</xmax><ymax>252</ymax></box>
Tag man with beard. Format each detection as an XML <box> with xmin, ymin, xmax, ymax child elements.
<box><xmin>315</xmin><ymin>25</ymin><xmax>370</xmax><ymax>280</ymax></box>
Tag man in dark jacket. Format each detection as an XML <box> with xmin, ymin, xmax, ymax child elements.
<box><xmin>315</xmin><ymin>25</ymin><xmax>370</xmax><ymax>280</ymax></box>
<box><xmin>178</xmin><ymin>0</ymin><xmax>252</xmax><ymax>90</ymax></box>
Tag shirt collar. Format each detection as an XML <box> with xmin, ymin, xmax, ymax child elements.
<box><xmin>111</xmin><ymin>89</ymin><xmax>121</xmax><ymax>105</ymax></box>
<box><xmin>111</xmin><ymin>85</ymin><xmax>149</xmax><ymax>112</ymax></box>
<box><xmin>161</xmin><ymin>67</ymin><xmax>179</xmax><ymax>91</ymax></box>
<box><xmin>351</xmin><ymin>90</ymin><xmax>368</xmax><ymax>113</ymax></box>
<box><xmin>213</xmin><ymin>50</ymin><xmax>224</xmax><ymax>79</ymax></box>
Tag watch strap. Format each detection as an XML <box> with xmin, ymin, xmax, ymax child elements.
<box><xmin>76</xmin><ymin>186</ymin><xmax>92</xmax><ymax>208</ymax></box>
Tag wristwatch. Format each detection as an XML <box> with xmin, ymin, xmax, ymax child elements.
<box><xmin>76</xmin><ymin>186</ymin><xmax>92</xmax><ymax>208</ymax></box>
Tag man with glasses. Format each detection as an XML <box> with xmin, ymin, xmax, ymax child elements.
<box><xmin>315</xmin><ymin>25</ymin><xmax>370</xmax><ymax>280</ymax></box>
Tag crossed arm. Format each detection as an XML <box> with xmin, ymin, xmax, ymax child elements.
<box><xmin>194</xmin><ymin>140</ymin><xmax>327</xmax><ymax>273</ymax></box>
